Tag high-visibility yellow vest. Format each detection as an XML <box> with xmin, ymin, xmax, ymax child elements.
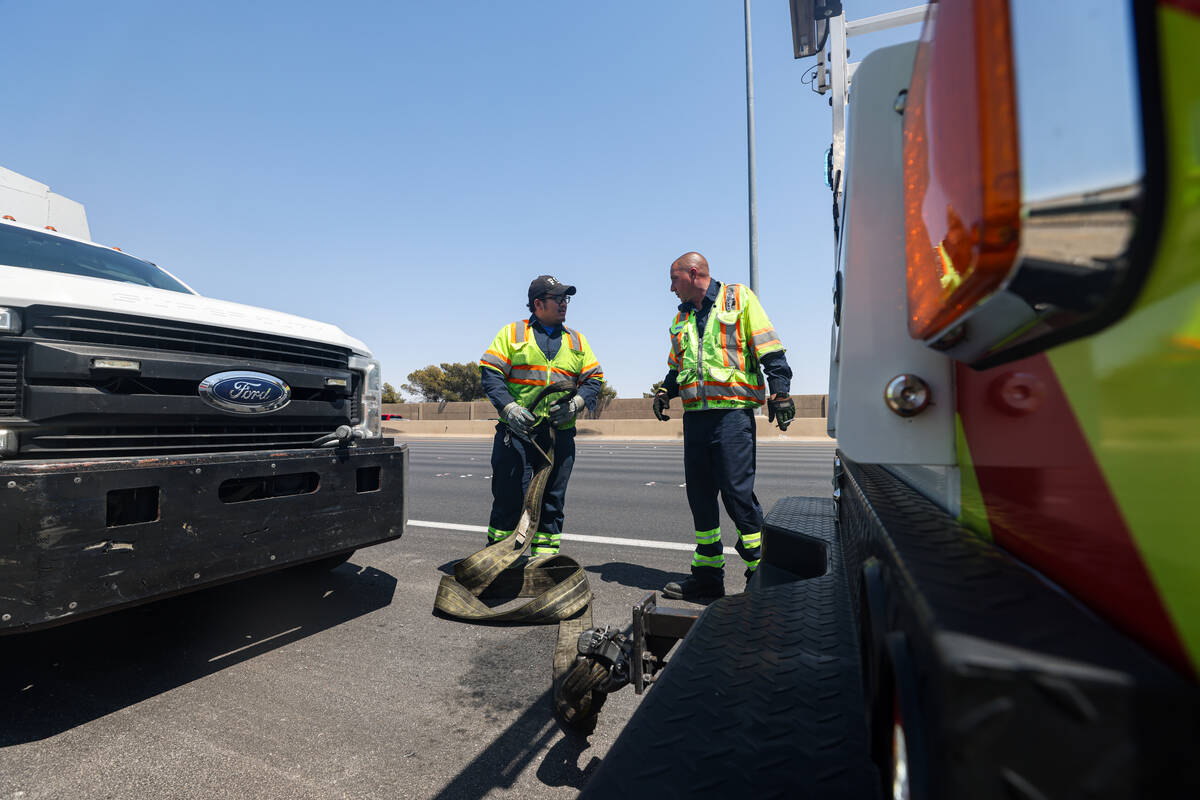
<box><xmin>666</xmin><ymin>282</ymin><xmax>784</xmax><ymax>411</ymax></box>
<box><xmin>480</xmin><ymin>320</ymin><xmax>604</xmax><ymax>428</ymax></box>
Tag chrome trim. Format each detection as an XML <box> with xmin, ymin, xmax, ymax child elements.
<box><xmin>197</xmin><ymin>370</ymin><xmax>291</xmax><ymax>415</ymax></box>
<box><xmin>921</xmin><ymin>0</ymin><xmax>1145</xmax><ymax>364</ymax></box>
<box><xmin>349</xmin><ymin>355</ymin><xmax>382</xmax><ymax>438</ymax></box>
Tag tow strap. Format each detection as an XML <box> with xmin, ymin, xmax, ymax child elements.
<box><xmin>432</xmin><ymin>382</ymin><xmax>608</xmax><ymax>732</ymax></box>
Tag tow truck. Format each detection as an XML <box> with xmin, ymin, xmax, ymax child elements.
<box><xmin>576</xmin><ymin>2</ymin><xmax>1200</xmax><ymax>797</ymax></box>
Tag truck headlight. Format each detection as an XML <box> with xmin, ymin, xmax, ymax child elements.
<box><xmin>349</xmin><ymin>355</ymin><xmax>382</xmax><ymax>439</ymax></box>
<box><xmin>0</xmin><ymin>308</ymin><xmax>22</xmax><ymax>335</ymax></box>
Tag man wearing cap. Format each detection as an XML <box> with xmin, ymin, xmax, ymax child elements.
<box><xmin>478</xmin><ymin>276</ymin><xmax>605</xmax><ymax>556</ymax></box>
<box><xmin>652</xmin><ymin>252</ymin><xmax>795</xmax><ymax>600</ymax></box>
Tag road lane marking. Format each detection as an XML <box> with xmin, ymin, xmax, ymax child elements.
<box><xmin>408</xmin><ymin>519</ymin><xmax>738</xmax><ymax>555</ymax></box>
<box><xmin>209</xmin><ymin>626</ymin><xmax>302</xmax><ymax>662</ymax></box>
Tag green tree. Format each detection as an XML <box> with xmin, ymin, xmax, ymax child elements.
<box><xmin>643</xmin><ymin>381</ymin><xmax>664</xmax><ymax>398</ymax></box>
<box><xmin>381</xmin><ymin>382</ymin><xmax>399</xmax><ymax>404</ymax></box>
<box><xmin>401</xmin><ymin>362</ymin><xmax>485</xmax><ymax>402</ymax></box>
<box><xmin>598</xmin><ymin>384</ymin><xmax>618</xmax><ymax>402</ymax></box>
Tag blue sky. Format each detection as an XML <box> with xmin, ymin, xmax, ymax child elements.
<box><xmin>0</xmin><ymin>1</ymin><xmax>921</xmax><ymax>398</ymax></box>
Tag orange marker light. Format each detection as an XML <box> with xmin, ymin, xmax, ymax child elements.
<box><xmin>903</xmin><ymin>0</ymin><xmax>1021</xmax><ymax>341</ymax></box>
<box><xmin>44</xmin><ymin>225</ymin><xmax>57</xmax><ymax>232</ymax></box>
<box><xmin>1</xmin><ymin>215</ymin><xmax>14</xmax><ymax>221</ymax></box>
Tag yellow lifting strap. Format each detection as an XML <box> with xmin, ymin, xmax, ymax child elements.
<box><xmin>432</xmin><ymin>382</ymin><xmax>605</xmax><ymax>730</ymax></box>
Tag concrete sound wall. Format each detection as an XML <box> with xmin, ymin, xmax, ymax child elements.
<box><xmin>383</xmin><ymin>394</ymin><xmax>827</xmax><ymax>421</ymax></box>
<box><xmin>383</xmin><ymin>415</ymin><xmax>832</xmax><ymax>440</ymax></box>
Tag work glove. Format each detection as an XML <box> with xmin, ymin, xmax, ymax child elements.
<box><xmin>652</xmin><ymin>390</ymin><xmax>671</xmax><ymax>422</ymax></box>
<box><xmin>767</xmin><ymin>395</ymin><xmax>795</xmax><ymax>431</ymax></box>
<box><xmin>548</xmin><ymin>395</ymin><xmax>585</xmax><ymax>427</ymax></box>
<box><xmin>502</xmin><ymin>401</ymin><xmax>535</xmax><ymax>436</ymax></box>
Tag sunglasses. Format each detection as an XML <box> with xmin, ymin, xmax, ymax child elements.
<box><xmin>540</xmin><ymin>295</ymin><xmax>571</xmax><ymax>305</ymax></box>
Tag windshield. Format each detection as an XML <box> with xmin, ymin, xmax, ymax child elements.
<box><xmin>0</xmin><ymin>223</ymin><xmax>192</xmax><ymax>294</ymax></box>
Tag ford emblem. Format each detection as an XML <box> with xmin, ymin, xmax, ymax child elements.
<box><xmin>198</xmin><ymin>371</ymin><xmax>291</xmax><ymax>414</ymax></box>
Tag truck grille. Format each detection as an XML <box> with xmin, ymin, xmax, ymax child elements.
<box><xmin>0</xmin><ymin>344</ymin><xmax>21</xmax><ymax>416</ymax></box>
<box><xmin>21</xmin><ymin>423</ymin><xmax>339</xmax><ymax>458</ymax></box>
<box><xmin>26</xmin><ymin>306</ymin><xmax>351</xmax><ymax>370</ymax></box>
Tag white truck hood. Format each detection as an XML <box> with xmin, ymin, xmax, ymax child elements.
<box><xmin>0</xmin><ymin>266</ymin><xmax>371</xmax><ymax>356</ymax></box>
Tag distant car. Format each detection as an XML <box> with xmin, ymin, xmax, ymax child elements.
<box><xmin>381</xmin><ymin>413</ymin><xmax>403</xmax><ymax>420</ymax></box>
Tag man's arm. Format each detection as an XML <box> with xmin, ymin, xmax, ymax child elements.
<box><xmin>761</xmin><ymin>351</ymin><xmax>792</xmax><ymax>398</ymax></box>
<box><xmin>575</xmin><ymin>333</ymin><xmax>605</xmax><ymax>411</ymax></box>
<box><xmin>576</xmin><ymin>377</ymin><xmax>603</xmax><ymax>411</ymax></box>
<box><xmin>479</xmin><ymin>325</ymin><xmax>516</xmax><ymax>412</ymax></box>
<box><xmin>660</xmin><ymin>370</ymin><xmax>680</xmax><ymax>399</ymax></box>
<box><xmin>481</xmin><ymin>366</ymin><xmax>516</xmax><ymax>412</ymax></box>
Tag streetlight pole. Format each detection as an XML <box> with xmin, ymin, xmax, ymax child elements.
<box><xmin>744</xmin><ymin>0</ymin><xmax>759</xmax><ymax>294</ymax></box>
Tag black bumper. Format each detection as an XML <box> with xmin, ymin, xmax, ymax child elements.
<box><xmin>0</xmin><ymin>441</ymin><xmax>407</xmax><ymax>633</ymax></box>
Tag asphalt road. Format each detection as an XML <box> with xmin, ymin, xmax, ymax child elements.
<box><xmin>0</xmin><ymin>437</ymin><xmax>835</xmax><ymax>800</ymax></box>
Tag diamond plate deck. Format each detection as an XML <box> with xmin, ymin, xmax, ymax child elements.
<box><xmin>580</xmin><ymin>496</ymin><xmax>879</xmax><ymax>800</ymax></box>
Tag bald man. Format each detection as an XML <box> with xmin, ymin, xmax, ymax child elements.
<box><xmin>653</xmin><ymin>252</ymin><xmax>795</xmax><ymax>600</ymax></box>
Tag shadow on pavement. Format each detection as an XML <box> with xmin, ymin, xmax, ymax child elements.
<box><xmin>430</xmin><ymin>686</ymin><xmax>601</xmax><ymax>800</ymax></box>
<box><xmin>584</xmin><ymin>561</ymin><xmax>681</xmax><ymax>592</ymax></box>
<box><xmin>0</xmin><ymin>560</ymin><xmax>396</xmax><ymax>745</ymax></box>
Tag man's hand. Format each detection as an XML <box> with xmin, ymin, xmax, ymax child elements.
<box><xmin>548</xmin><ymin>395</ymin><xmax>585</xmax><ymax>427</ymax></box>
<box><xmin>502</xmin><ymin>401</ymin><xmax>535</xmax><ymax>436</ymax></box>
<box><xmin>652</xmin><ymin>390</ymin><xmax>671</xmax><ymax>422</ymax></box>
<box><xmin>767</xmin><ymin>394</ymin><xmax>795</xmax><ymax>431</ymax></box>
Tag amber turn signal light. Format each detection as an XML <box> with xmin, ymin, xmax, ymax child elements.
<box><xmin>903</xmin><ymin>0</ymin><xmax>1021</xmax><ymax>341</ymax></box>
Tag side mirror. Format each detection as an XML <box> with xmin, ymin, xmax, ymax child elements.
<box><xmin>789</xmin><ymin>0</ymin><xmax>842</xmax><ymax>59</ymax></box>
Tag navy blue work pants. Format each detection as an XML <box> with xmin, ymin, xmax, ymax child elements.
<box><xmin>683</xmin><ymin>408</ymin><xmax>764</xmax><ymax>578</ymax></box>
<box><xmin>488</xmin><ymin>425</ymin><xmax>576</xmax><ymax>555</ymax></box>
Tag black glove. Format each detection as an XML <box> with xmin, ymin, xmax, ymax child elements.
<box><xmin>548</xmin><ymin>395</ymin><xmax>584</xmax><ymax>427</ymax></box>
<box><xmin>767</xmin><ymin>395</ymin><xmax>795</xmax><ymax>431</ymax></box>
<box><xmin>652</xmin><ymin>390</ymin><xmax>671</xmax><ymax>422</ymax></box>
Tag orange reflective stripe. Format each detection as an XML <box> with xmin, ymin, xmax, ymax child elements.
<box><xmin>721</xmin><ymin>321</ymin><xmax>729</xmax><ymax>368</ymax></box>
<box><xmin>484</xmin><ymin>348</ymin><xmax>511</xmax><ymax>366</ymax></box>
<box><xmin>564</xmin><ymin>328</ymin><xmax>581</xmax><ymax>351</ymax></box>
<box><xmin>511</xmin><ymin>321</ymin><xmax>529</xmax><ymax>345</ymax></box>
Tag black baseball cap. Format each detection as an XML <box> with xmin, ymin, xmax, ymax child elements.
<box><xmin>528</xmin><ymin>275</ymin><xmax>577</xmax><ymax>303</ymax></box>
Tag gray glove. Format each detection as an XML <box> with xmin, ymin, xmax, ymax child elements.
<box><xmin>548</xmin><ymin>395</ymin><xmax>585</xmax><ymax>427</ymax></box>
<box><xmin>502</xmin><ymin>402</ymin><xmax>535</xmax><ymax>436</ymax></box>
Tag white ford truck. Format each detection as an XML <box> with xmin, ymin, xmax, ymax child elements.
<box><xmin>0</xmin><ymin>167</ymin><xmax>407</xmax><ymax>632</ymax></box>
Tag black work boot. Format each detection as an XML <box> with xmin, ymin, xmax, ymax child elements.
<box><xmin>744</xmin><ymin>568</ymin><xmax>757</xmax><ymax>592</ymax></box>
<box><xmin>662</xmin><ymin>574</ymin><xmax>725</xmax><ymax>601</ymax></box>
